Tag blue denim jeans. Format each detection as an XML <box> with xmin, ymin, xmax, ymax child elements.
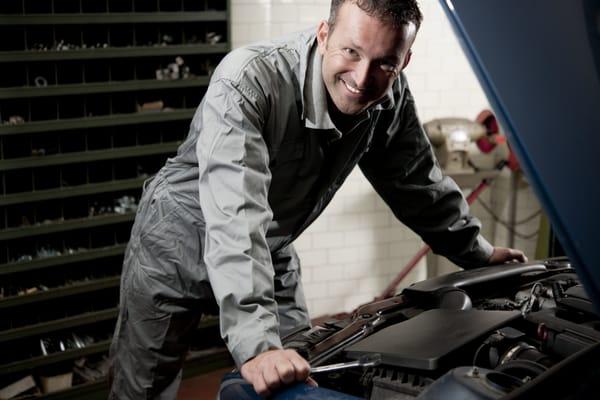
<box><xmin>218</xmin><ymin>372</ymin><xmax>363</xmax><ymax>400</ymax></box>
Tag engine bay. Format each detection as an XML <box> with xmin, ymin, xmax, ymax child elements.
<box><xmin>283</xmin><ymin>258</ymin><xmax>600</xmax><ymax>399</ymax></box>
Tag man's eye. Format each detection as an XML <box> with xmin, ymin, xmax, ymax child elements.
<box><xmin>380</xmin><ymin>62</ymin><xmax>398</xmax><ymax>73</ymax></box>
<box><xmin>343</xmin><ymin>48</ymin><xmax>358</xmax><ymax>57</ymax></box>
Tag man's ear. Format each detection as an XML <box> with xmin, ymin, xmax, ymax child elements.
<box><xmin>401</xmin><ymin>49</ymin><xmax>413</xmax><ymax>70</ymax></box>
<box><xmin>316</xmin><ymin>20</ymin><xmax>329</xmax><ymax>55</ymax></box>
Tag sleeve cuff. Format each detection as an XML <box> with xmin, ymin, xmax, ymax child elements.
<box><xmin>447</xmin><ymin>234</ymin><xmax>495</xmax><ymax>270</ymax></box>
<box><xmin>474</xmin><ymin>235</ymin><xmax>494</xmax><ymax>264</ymax></box>
<box><xmin>229</xmin><ymin>329</ymin><xmax>283</xmax><ymax>368</ymax></box>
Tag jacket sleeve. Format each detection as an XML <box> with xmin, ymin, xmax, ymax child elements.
<box><xmin>195</xmin><ymin>77</ymin><xmax>282</xmax><ymax>368</ymax></box>
<box><xmin>271</xmin><ymin>244</ymin><xmax>311</xmax><ymax>338</ymax></box>
<box><xmin>359</xmin><ymin>80</ymin><xmax>493</xmax><ymax>269</ymax></box>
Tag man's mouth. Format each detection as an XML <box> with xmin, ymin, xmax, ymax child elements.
<box><xmin>340</xmin><ymin>78</ymin><xmax>364</xmax><ymax>95</ymax></box>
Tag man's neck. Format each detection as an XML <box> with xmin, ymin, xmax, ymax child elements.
<box><xmin>327</xmin><ymin>102</ymin><xmax>366</xmax><ymax>135</ymax></box>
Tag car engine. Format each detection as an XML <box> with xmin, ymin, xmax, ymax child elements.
<box><xmin>282</xmin><ymin>258</ymin><xmax>600</xmax><ymax>399</ymax></box>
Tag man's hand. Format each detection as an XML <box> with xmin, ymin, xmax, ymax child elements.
<box><xmin>488</xmin><ymin>246</ymin><xmax>528</xmax><ymax>264</ymax></box>
<box><xmin>240</xmin><ymin>349</ymin><xmax>311</xmax><ymax>397</ymax></box>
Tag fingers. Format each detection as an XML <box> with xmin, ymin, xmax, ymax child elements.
<box><xmin>515</xmin><ymin>250</ymin><xmax>528</xmax><ymax>263</ymax></box>
<box><xmin>240</xmin><ymin>349</ymin><xmax>311</xmax><ymax>397</ymax></box>
<box><xmin>240</xmin><ymin>361</ymin><xmax>271</xmax><ymax>397</ymax></box>
<box><xmin>274</xmin><ymin>358</ymin><xmax>296</xmax><ymax>385</ymax></box>
<box><xmin>263</xmin><ymin>363</ymin><xmax>283</xmax><ymax>392</ymax></box>
<box><xmin>306</xmin><ymin>376</ymin><xmax>319</xmax><ymax>387</ymax></box>
<box><xmin>286</xmin><ymin>349</ymin><xmax>310</xmax><ymax>382</ymax></box>
<box><xmin>506</xmin><ymin>248</ymin><xmax>527</xmax><ymax>263</ymax></box>
<box><xmin>489</xmin><ymin>247</ymin><xmax>528</xmax><ymax>265</ymax></box>
<box><xmin>254</xmin><ymin>373</ymin><xmax>271</xmax><ymax>398</ymax></box>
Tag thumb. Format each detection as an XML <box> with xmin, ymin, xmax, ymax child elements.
<box><xmin>306</xmin><ymin>377</ymin><xmax>319</xmax><ymax>387</ymax></box>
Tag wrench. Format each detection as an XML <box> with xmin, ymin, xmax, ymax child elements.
<box><xmin>310</xmin><ymin>353</ymin><xmax>382</xmax><ymax>374</ymax></box>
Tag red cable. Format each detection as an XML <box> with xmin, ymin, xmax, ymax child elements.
<box><xmin>376</xmin><ymin>179</ymin><xmax>491</xmax><ymax>300</ymax></box>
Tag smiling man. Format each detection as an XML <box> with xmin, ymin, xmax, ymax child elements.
<box><xmin>108</xmin><ymin>1</ymin><xmax>526</xmax><ymax>398</ymax></box>
<box><xmin>318</xmin><ymin>1</ymin><xmax>415</xmax><ymax>119</ymax></box>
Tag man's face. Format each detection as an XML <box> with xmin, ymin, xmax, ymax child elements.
<box><xmin>317</xmin><ymin>1</ymin><xmax>417</xmax><ymax>116</ymax></box>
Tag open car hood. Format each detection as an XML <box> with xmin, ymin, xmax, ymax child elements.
<box><xmin>440</xmin><ymin>0</ymin><xmax>600</xmax><ymax>309</ymax></box>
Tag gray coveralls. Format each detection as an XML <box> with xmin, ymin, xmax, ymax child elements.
<box><xmin>108</xmin><ymin>28</ymin><xmax>493</xmax><ymax>399</ymax></box>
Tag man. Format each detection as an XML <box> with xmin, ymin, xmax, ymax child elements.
<box><xmin>109</xmin><ymin>0</ymin><xmax>526</xmax><ymax>398</ymax></box>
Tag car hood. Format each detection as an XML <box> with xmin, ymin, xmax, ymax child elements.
<box><xmin>440</xmin><ymin>0</ymin><xmax>600</xmax><ymax>309</ymax></box>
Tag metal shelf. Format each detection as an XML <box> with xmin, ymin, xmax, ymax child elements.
<box><xmin>0</xmin><ymin>320</ymin><xmax>226</xmax><ymax>381</ymax></box>
<box><xmin>0</xmin><ymin>108</ymin><xmax>195</xmax><ymax>135</ymax></box>
<box><xmin>0</xmin><ymin>212</ymin><xmax>135</xmax><ymax>241</ymax></box>
<box><xmin>0</xmin><ymin>76</ymin><xmax>210</xmax><ymax>100</ymax></box>
<box><xmin>0</xmin><ymin>11</ymin><xmax>227</xmax><ymax>25</ymax></box>
<box><xmin>0</xmin><ymin>177</ymin><xmax>146</xmax><ymax>207</ymax></box>
<box><xmin>0</xmin><ymin>144</ymin><xmax>175</xmax><ymax>170</ymax></box>
<box><xmin>198</xmin><ymin>317</ymin><xmax>219</xmax><ymax>330</ymax></box>
<box><xmin>0</xmin><ymin>308</ymin><xmax>118</xmax><ymax>343</ymax></box>
<box><xmin>37</xmin><ymin>380</ymin><xmax>107</xmax><ymax>400</ymax></box>
<box><xmin>183</xmin><ymin>347</ymin><xmax>232</xmax><ymax>379</ymax></box>
<box><xmin>0</xmin><ymin>43</ymin><xmax>228</xmax><ymax>63</ymax></box>
<box><xmin>0</xmin><ymin>4</ymin><xmax>230</xmax><ymax>393</ymax></box>
<box><xmin>0</xmin><ymin>141</ymin><xmax>180</xmax><ymax>171</ymax></box>
<box><xmin>0</xmin><ymin>276</ymin><xmax>120</xmax><ymax>309</ymax></box>
<box><xmin>0</xmin><ymin>244</ymin><xmax>127</xmax><ymax>276</ymax></box>
<box><xmin>0</xmin><ymin>339</ymin><xmax>111</xmax><ymax>376</ymax></box>
<box><xmin>10</xmin><ymin>348</ymin><xmax>231</xmax><ymax>400</ymax></box>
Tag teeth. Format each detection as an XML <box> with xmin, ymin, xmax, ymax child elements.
<box><xmin>342</xmin><ymin>79</ymin><xmax>362</xmax><ymax>94</ymax></box>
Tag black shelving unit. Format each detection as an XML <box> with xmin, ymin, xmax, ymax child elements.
<box><xmin>0</xmin><ymin>1</ymin><xmax>232</xmax><ymax>398</ymax></box>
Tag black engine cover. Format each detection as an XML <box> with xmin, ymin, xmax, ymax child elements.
<box><xmin>345</xmin><ymin>309</ymin><xmax>519</xmax><ymax>370</ymax></box>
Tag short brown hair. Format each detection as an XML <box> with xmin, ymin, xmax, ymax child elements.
<box><xmin>328</xmin><ymin>0</ymin><xmax>423</xmax><ymax>32</ymax></box>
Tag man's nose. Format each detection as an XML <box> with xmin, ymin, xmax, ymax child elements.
<box><xmin>353</xmin><ymin>60</ymin><xmax>373</xmax><ymax>89</ymax></box>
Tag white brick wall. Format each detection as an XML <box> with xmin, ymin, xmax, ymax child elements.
<box><xmin>231</xmin><ymin>0</ymin><xmax>330</xmax><ymax>48</ymax></box>
<box><xmin>230</xmin><ymin>0</ymin><xmax>542</xmax><ymax>317</ymax></box>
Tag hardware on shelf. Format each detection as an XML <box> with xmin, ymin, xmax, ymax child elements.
<box><xmin>0</xmin><ymin>3</ymin><xmax>231</xmax><ymax>396</ymax></box>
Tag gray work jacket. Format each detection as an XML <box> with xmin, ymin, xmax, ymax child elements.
<box><xmin>153</xmin><ymin>28</ymin><xmax>493</xmax><ymax>367</ymax></box>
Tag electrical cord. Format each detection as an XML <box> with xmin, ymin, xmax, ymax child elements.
<box><xmin>473</xmin><ymin>341</ymin><xmax>491</xmax><ymax>366</ymax></box>
<box><xmin>473</xmin><ymin>332</ymin><xmax>505</xmax><ymax>366</ymax></box>
<box><xmin>476</xmin><ymin>198</ymin><xmax>541</xmax><ymax>239</ymax></box>
<box><xmin>477</xmin><ymin>198</ymin><xmax>542</xmax><ymax>226</ymax></box>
